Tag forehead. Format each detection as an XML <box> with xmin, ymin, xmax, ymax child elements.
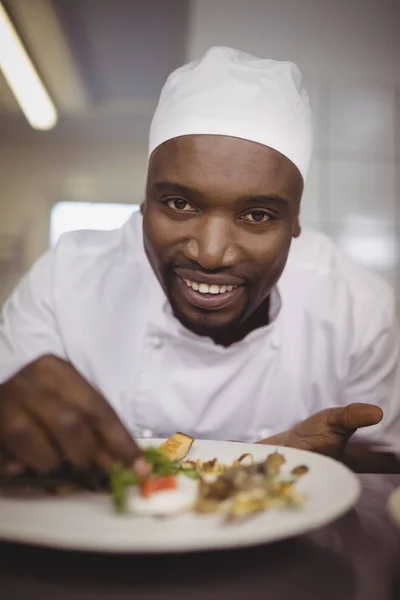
<box><xmin>147</xmin><ymin>135</ymin><xmax>303</xmax><ymax>200</ymax></box>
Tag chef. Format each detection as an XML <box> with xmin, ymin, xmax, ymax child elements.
<box><xmin>0</xmin><ymin>47</ymin><xmax>399</xmax><ymax>478</ymax></box>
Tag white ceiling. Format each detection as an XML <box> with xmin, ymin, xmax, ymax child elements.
<box><xmin>0</xmin><ymin>0</ymin><xmax>189</xmax><ymax>142</ymax></box>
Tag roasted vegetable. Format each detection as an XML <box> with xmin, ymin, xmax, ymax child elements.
<box><xmin>159</xmin><ymin>433</ymin><xmax>194</xmax><ymax>461</ymax></box>
<box><xmin>195</xmin><ymin>451</ymin><xmax>309</xmax><ymax>521</ymax></box>
<box><xmin>0</xmin><ymin>463</ymin><xmax>108</xmax><ymax>496</ymax></box>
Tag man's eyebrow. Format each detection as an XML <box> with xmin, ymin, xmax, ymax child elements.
<box><xmin>150</xmin><ymin>181</ymin><xmax>202</xmax><ymax>198</ymax></box>
<box><xmin>150</xmin><ymin>182</ymin><xmax>291</xmax><ymax>207</ymax></box>
<box><xmin>240</xmin><ymin>195</ymin><xmax>290</xmax><ymax>208</ymax></box>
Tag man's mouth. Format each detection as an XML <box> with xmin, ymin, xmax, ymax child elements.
<box><xmin>175</xmin><ymin>275</ymin><xmax>244</xmax><ymax>311</ymax></box>
<box><xmin>183</xmin><ymin>279</ymin><xmax>238</xmax><ymax>295</ymax></box>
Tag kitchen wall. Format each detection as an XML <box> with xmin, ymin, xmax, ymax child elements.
<box><xmin>0</xmin><ymin>142</ymin><xmax>148</xmax><ymax>304</ymax></box>
<box><xmin>0</xmin><ymin>0</ymin><xmax>399</xmax><ymax>307</ymax></box>
<box><xmin>187</xmin><ymin>0</ymin><xmax>400</xmax><ymax>298</ymax></box>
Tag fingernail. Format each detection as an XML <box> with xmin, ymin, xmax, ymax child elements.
<box><xmin>133</xmin><ymin>457</ymin><xmax>151</xmax><ymax>477</ymax></box>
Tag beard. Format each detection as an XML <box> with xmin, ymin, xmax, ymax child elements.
<box><xmin>166</xmin><ymin>282</ymin><xmax>270</xmax><ymax>347</ymax></box>
<box><xmin>170</xmin><ymin>299</ymin><xmax>248</xmax><ymax>339</ymax></box>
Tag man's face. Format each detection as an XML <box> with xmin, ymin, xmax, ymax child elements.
<box><xmin>142</xmin><ymin>135</ymin><xmax>303</xmax><ymax>342</ymax></box>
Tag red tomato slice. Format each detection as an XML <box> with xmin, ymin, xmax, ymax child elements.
<box><xmin>140</xmin><ymin>475</ymin><xmax>178</xmax><ymax>498</ymax></box>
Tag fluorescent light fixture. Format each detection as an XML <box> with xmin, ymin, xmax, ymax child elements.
<box><xmin>50</xmin><ymin>202</ymin><xmax>140</xmax><ymax>247</ymax></box>
<box><xmin>0</xmin><ymin>2</ymin><xmax>57</xmax><ymax>130</ymax></box>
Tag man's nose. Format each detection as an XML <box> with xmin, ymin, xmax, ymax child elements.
<box><xmin>183</xmin><ymin>217</ymin><xmax>237</xmax><ymax>270</ymax></box>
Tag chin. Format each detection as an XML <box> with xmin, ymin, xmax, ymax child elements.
<box><xmin>171</xmin><ymin>304</ymin><xmax>244</xmax><ymax>338</ymax></box>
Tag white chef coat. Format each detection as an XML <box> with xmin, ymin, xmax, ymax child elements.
<box><xmin>0</xmin><ymin>212</ymin><xmax>399</xmax><ymax>450</ymax></box>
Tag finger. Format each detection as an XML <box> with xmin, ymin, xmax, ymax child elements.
<box><xmin>20</xmin><ymin>393</ymin><xmax>98</xmax><ymax>470</ymax></box>
<box><xmin>0</xmin><ymin>444</ymin><xmax>25</xmax><ymax>476</ymax></box>
<box><xmin>94</xmin><ymin>449</ymin><xmax>115</xmax><ymax>472</ymax></box>
<box><xmin>43</xmin><ymin>358</ymin><xmax>143</xmax><ymax>466</ymax></box>
<box><xmin>133</xmin><ymin>457</ymin><xmax>151</xmax><ymax>477</ymax></box>
<box><xmin>0</xmin><ymin>402</ymin><xmax>61</xmax><ymax>473</ymax></box>
<box><xmin>328</xmin><ymin>403</ymin><xmax>383</xmax><ymax>433</ymax></box>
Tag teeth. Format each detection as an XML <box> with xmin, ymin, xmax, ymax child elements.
<box><xmin>183</xmin><ymin>279</ymin><xmax>238</xmax><ymax>295</ymax></box>
<box><xmin>209</xmin><ymin>285</ymin><xmax>220</xmax><ymax>295</ymax></box>
<box><xmin>199</xmin><ymin>283</ymin><xmax>209</xmax><ymax>294</ymax></box>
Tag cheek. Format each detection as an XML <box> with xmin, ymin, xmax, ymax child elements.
<box><xmin>143</xmin><ymin>209</ymin><xmax>167</xmax><ymax>254</ymax></box>
<box><xmin>250</xmin><ymin>229</ymin><xmax>292</xmax><ymax>271</ymax></box>
<box><xmin>142</xmin><ymin>208</ymin><xmax>183</xmax><ymax>271</ymax></box>
<box><xmin>247</xmin><ymin>230</ymin><xmax>292</xmax><ymax>292</ymax></box>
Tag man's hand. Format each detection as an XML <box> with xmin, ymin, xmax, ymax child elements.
<box><xmin>259</xmin><ymin>403</ymin><xmax>383</xmax><ymax>458</ymax></box>
<box><xmin>0</xmin><ymin>355</ymin><xmax>147</xmax><ymax>477</ymax></box>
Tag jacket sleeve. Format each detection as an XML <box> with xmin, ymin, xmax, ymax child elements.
<box><xmin>344</xmin><ymin>289</ymin><xmax>400</xmax><ymax>452</ymax></box>
<box><xmin>0</xmin><ymin>249</ymin><xmax>67</xmax><ymax>383</ymax></box>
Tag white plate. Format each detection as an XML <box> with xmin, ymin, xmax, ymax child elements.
<box><xmin>388</xmin><ymin>487</ymin><xmax>400</xmax><ymax>527</ymax></box>
<box><xmin>0</xmin><ymin>440</ymin><xmax>360</xmax><ymax>553</ymax></box>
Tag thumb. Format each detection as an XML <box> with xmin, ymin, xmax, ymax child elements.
<box><xmin>328</xmin><ymin>403</ymin><xmax>383</xmax><ymax>433</ymax></box>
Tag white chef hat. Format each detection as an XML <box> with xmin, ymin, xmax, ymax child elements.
<box><xmin>149</xmin><ymin>46</ymin><xmax>313</xmax><ymax>181</ymax></box>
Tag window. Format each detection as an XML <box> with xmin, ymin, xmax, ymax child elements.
<box><xmin>50</xmin><ymin>202</ymin><xmax>140</xmax><ymax>247</ymax></box>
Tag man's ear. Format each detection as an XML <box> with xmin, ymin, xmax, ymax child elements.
<box><xmin>140</xmin><ymin>200</ymin><xmax>146</xmax><ymax>215</ymax></box>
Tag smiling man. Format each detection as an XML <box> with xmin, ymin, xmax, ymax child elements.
<box><xmin>142</xmin><ymin>134</ymin><xmax>302</xmax><ymax>347</ymax></box>
<box><xmin>0</xmin><ymin>47</ymin><xmax>399</xmax><ymax>477</ymax></box>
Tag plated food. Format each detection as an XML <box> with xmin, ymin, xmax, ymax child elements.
<box><xmin>110</xmin><ymin>433</ymin><xmax>310</xmax><ymax>521</ymax></box>
<box><xmin>0</xmin><ymin>440</ymin><xmax>361</xmax><ymax>553</ymax></box>
<box><xmin>0</xmin><ymin>432</ymin><xmax>309</xmax><ymax>523</ymax></box>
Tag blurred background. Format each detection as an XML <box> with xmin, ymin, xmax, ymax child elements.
<box><xmin>0</xmin><ymin>0</ymin><xmax>399</xmax><ymax>308</ymax></box>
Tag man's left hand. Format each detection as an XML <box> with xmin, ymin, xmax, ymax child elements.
<box><xmin>258</xmin><ymin>403</ymin><xmax>383</xmax><ymax>458</ymax></box>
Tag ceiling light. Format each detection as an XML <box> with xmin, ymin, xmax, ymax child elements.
<box><xmin>0</xmin><ymin>2</ymin><xmax>57</xmax><ymax>130</ymax></box>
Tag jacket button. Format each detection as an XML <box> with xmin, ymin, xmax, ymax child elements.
<box><xmin>151</xmin><ymin>337</ymin><xmax>163</xmax><ymax>349</ymax></box>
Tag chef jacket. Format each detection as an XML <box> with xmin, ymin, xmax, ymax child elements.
<box><xmin>0</xmin><ymin>212</ymin><xmax>399</xmax><ymax>449</ymax></box>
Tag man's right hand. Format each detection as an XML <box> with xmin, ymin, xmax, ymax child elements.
<box><xmin>0</xmin><ymin>355</ymin><xmax>147</xmax><ymax>477</ymax></box>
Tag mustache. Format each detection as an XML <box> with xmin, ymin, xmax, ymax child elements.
<box><xmin>169</xmin><ymin>259</ymin><xmax>248</xmax><ymax>280</ymax></box>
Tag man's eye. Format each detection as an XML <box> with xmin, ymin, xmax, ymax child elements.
<box><xmin>242</xmin><ymin>211</ymin><xmax>270</xmax><ymax>223</ymax></box>
<box><xmin>166</xmin><ymin>198</ymin><xmax>194</xmax><ymax>212</ymax></box>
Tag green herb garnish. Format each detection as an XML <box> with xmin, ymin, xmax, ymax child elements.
<box><xmin>109</xmin><ymin>463</ymin><xmax>138</xmax><ymax>513</ymax></box>
<box><xmin>109</xmin><ymin>447</ymin><xmax>183</xmax><ymax>513</ymax></box>
<box><xmin>142</xmin><ymin>447</ymin><xmax>181</xmax><ymax>476</ymax></box>
<box><xmin>181</xmin><ymin>468</ymin><xmax>200</xmax><ymax>480</ymax></box>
